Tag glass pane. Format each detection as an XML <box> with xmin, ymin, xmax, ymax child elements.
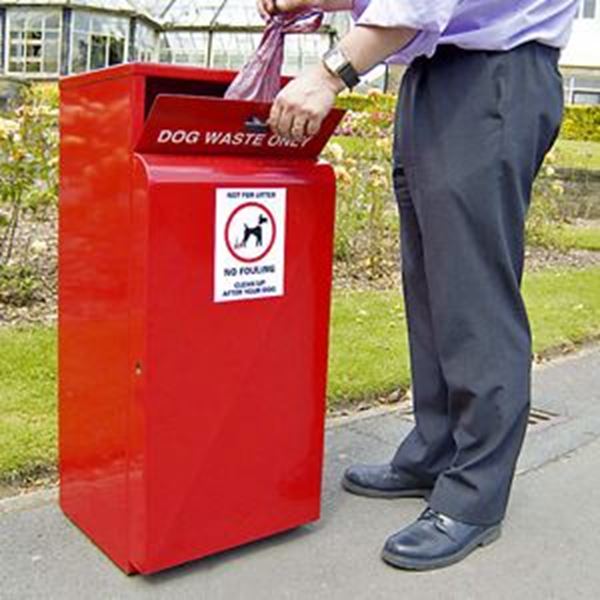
<box><xmin>214</xmin><ymin>0</ymin><xmax>263</xmax><ymax>27</ymax></box>
<box><xmin>72</xmin><ymin>10</ymin><xmax>129</xmax><ymax>38</ymax></box>
<box><xmin>73</xmin><ymin>12</ymin><xmax>91</xmax><ymax>31</ymax></box>
<box><xmin>573</xmin><ymin>91</ymin><xmax>600</xmax><ymax>104</ymax></box>
<box><xmin>10</xmin><ymin>11</ymin><xmax>27</xmax><ymax>30</ymax></box>
<box><xmin>283</xmin><ymin>33</ymin><xmax>330</xmax><ymax>75</ymax></box>
<box><xmin>90</xmin><ymin>35</ymin><xmax>107</xmax><ymax>69</ymax></box>
<box><xmin>109</xmin><ymin>37</ymin><xmax>125</xmax><ymax>65</ymax></box>
<box><xmin>163</xmin><ymin>0</ymin><xmax>223</xmax><ymax>26</ymax></box>
<box><xmin>9</xmin><ymin>42</ymin><xmax>24</xmax><ymax>59</ymax></box>
<box><xmin>9</xmin><ymin>60</ymin><xmax>25</xmax><ymax>73</ymax></box>
<box><xmin>46</xmin><ymin>13</ymin><xmax>61</xmax><ymax>29</ymax></box>
<box><xmin>116</xmin><ymin>19</ymin><xmax>129</xmax><ymax>36</ymax></box>
<box><xmin>71</xmin><ymin>34</ymin><xmax>89</xmax><ymax>73</ymax></box>
<box><xmin>28</xmin><ymin>15</ymin><xmax>43</xmax><ymax>30</ymax></box>
<box><xmin>135</xmin><ymin>21</ymin><xmax>157</xmax><ymax>58</ymax></box>
<box><xmin>92</xmin><ymin>15</ymin><xmax>106</xmax><ymax>32</ymax></box>
<box><xmin>136</xmin><ymin>0</ymin><xmax>173</xmax><ymax>17</ymax></box>
<box><xmin>26</xmin><ymin>42</ymin><xmax>42</xmax><ymax>59</ymax></box>
<box><xmin>159</xmin><ymin>31</ymin><xmax>209</xmax><ymax>65</ymax></box>
<box><xmin>211</xmin><ymin>32</ymin><xmax>262</xmax><ymax>68</ymax></box>
<box><xmin>583</xmin><ymin>0</ymin><xmax>596</xmax><ymax>18</ymax></box>
<box><xmin>26</xmin><ymin>61</ymin><xmax>42</xmax><ymax>73</ymax></box>
<box><xmin>44</xmin><ymin>42</ymin><xmax>60</xmax><ymax>73</ymax></box>
<box><xmin>75</xmin><ymin>0</ymin><xmax>132</xmax><ymax>9</ymax></box>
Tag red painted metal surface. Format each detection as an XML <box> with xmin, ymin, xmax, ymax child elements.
<box><xmin>136</xmin><ymin>94</ymin><xmax>342</xmax><ymax>159</ymax></box>
<box><xmin>59</xmin><ymin>63</ymin><xmax>343</xmax><ymax>574</ymax></box>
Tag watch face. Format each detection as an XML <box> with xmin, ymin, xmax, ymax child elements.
<box><xmin>325</xmin><ymin>48</ymin><xmax>348</xmax><ymax>73</ymax></box>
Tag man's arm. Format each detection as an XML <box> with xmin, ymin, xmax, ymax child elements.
<box><xmin>268</xmin><ymin>24</ymin><xmax>415</xmax><ymax>139</ymax></box>
<box><xmin>256</xmin><ymin>0</ymin><xmax>415</xmax><ymax>138</ymax></box>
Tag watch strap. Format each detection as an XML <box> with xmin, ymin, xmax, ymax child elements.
<box><xmin>323</xmin><ymin>47</ymin><xmax>361</xmax><ymax>90</ymax></box>
<box><xmin>337</xmin><ymin>61</ymin><xmax>360</xmax><ymax>90</ymax></box>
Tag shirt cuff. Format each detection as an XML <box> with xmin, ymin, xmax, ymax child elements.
<box><xmin>352</xmin><ymin>0</ymin><xmax>458</xmax><ymax>64</ymax></box>
<box><xmin>387</xmin><ymin>30</ymin><xmax>441</xmax><ymax>64</ymax></box>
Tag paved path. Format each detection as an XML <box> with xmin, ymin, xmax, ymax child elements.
<box><xmin>1</xmin><ymin>347</ymin><xmax>600</xmax><ymax>599</ymax></box>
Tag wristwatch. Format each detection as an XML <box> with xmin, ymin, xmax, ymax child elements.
<box><xmin>322</xmin><ymin>47</ymin><xmax>361</xmax><ymax>90</ymax></box>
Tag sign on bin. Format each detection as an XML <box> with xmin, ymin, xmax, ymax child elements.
<box><xmin>136</xmin><ymin>94</ymin><xmax>341</xmax><ymax>159</ymax></box>
<box><xmin>214</xmin><ymin>188</ymin><xmax>286</xmax><ymax>302</ymax></box>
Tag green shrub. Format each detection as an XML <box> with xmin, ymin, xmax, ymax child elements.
<box><xmin>561</xmin><ymin>105</ymin><xmax>600</xmax><ymax>143</ymax></box>
<box><xmin>0</xmin><ymin>264</ymin><xmax>42</xmax><ymax>307</ymax></box>
<box><xmin>336</xmin><ymin>90</ymin><xmax>396</xmax><ymax>113</ymax></box>
<box><xmin>0</xmin><ymin>85</ymin><xmax>58</xmax><ymax>266</ymax></box>
<box><xmin>324</xmin><ymin>138</ymin><xmax>400</xmax><ymax>281</ymax></box>
<box><xmin>326</xmin><ymin>138</ymin><xmax>572</xmax><ymax>263</ymax></box>
<box><xmin>336</xmin><ymin>93</ymin><xmax>600</xmax><ymax>143</ymax></box>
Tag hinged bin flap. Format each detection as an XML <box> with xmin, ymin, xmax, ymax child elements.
<box><xmin>135</xmin><ymin>94</ymin><xmax>345</xmax><ymax>160</ymax></box>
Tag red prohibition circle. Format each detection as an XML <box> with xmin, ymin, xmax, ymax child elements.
<box><xmin>224</xmin><ymin>201</ymin><xmax>277</xmax><ymax>263</ymax></box>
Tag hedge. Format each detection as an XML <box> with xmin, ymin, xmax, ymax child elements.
<box><xmin>336</xmin><ymin>93</ymin><xmax>600</xmax><ymax>143</ymax></box>
<box><xmin>561</xmin><ymin>105</ymin><xmax>600</xmax><ymax>143</ymax></box>
<box><xmin>336</xmin><ymin>91</ymin><xmax>396</xmax><ymax>114</ymax></box>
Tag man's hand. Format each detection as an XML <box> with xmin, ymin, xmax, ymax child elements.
<box><xmin>256</xmin><ymin>0</ymin><xmax>416</xmax><ymax>140</ymax></box>
<box><xmin>256</xmin><ymin>0</ymin><xmax>319</xmax><ymax>20</ymax></box>
<box><xmin>268</xmin><ymin>63</ymin><xmax>344</xmax><ymax>140</ymax></box>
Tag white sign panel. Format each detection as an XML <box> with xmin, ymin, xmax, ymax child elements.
<box><xmin>214</xmin><ymin>188</ymin><xmax>286</xmax><ymax>303</ymax></box>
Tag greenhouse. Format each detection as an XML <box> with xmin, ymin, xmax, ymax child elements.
<box><xmin>0</xmin><ymin>0</ymin><xmax>352</xmax><ymax>79</ymax></box>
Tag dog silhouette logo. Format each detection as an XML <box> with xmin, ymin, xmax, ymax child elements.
<box><xmin>225</xmin><ymin>202</ymin><xmax>277</xmax><ymax>263</ymax></box>
<box><xmin>235</xmin><ymin>214</ymin><xmax>269</xmax><ymax>249</ymax></box>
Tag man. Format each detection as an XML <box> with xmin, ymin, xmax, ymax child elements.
<box><xmin>258</xmin><ymin>0</ymin><xmax>578</xmax><ymax>570</ymax></box>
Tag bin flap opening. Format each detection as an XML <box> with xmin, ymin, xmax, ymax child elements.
<box><xmin>135</xmin><ymin>94</ymin><xmax>345</xmax><ymax>160</ymax></box>
<box><xmin>144</xmin><ymin>74</ymin><xmax>233</xmax><ymax>118</ymax></box>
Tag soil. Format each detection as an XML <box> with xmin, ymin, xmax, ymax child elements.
<box><xmin>334</xmin><ymin>245</ymin><xmax>600</xmax><ymax>292</ymax></box>
<box><xmin>0</xmin><ymin>469</ymin><xmax>57</xmax><ymax>500</ymax></box>
<box><xmin>0</xmin><ymin>208</ymin><xmax>57</xmax><ymax>327</ymax></box>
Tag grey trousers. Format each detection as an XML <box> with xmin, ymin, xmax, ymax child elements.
<box><xmin>391</xmin><ymin>42</ymin><xmax>564</xmax><ymax>525</ymax></box>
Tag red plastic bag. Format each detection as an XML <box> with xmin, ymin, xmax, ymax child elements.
<box><xmin>224</xmin><ymin>10</ymin><xmax>324</xmax><ymax>103</ymax></box>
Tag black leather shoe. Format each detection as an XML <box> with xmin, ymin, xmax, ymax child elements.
<box><xmin>342</xmin><ymin>463</ymin><xmax>431</xmax><ymax>498</ymax></box>
<box><xmin>381</xmin><ymin>508</ymin><xmax>502</xmax><ymax>570</ymax></box>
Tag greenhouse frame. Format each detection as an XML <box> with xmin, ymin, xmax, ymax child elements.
<box><xmin>0</xmin><ymin>0</ymin><xmax>353</xmax><ymax>79</ymax></box>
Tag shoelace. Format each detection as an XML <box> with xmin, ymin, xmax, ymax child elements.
<box><xmin>419</xmin><ymin>508</ymin><xmax>456</xmax><ymax>539</ymax></box>
<box><xmin>419</xmin><ymin>508</ymin><xmax>441</xmax><ymax>522</ymax></box>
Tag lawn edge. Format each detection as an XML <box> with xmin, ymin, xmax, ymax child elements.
<box><xmin>1</xmin><ymin>339</ymin><xmax>599</xmax><ymax>501</ymax></box>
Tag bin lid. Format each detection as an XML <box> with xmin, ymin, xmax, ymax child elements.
<box><xmin>59</xmin><ymin>62</ymin><xmax>239</xmax><ymax>90</ymax></box>
<box><xmin>135</xmin><ymin>94</ymin><xmax>345</xmax><ymax>160</ymax></box>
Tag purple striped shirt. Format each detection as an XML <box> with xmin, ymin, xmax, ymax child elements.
<box><xmin>351</xmin><ymin>0</ymin><xmax>580</xmax><ymax>64</ymax></box>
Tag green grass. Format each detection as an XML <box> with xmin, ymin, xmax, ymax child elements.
<box><xmin>553</xmin><ymin>140</ymin><xmax>600</xmax><ymax>171</ymax></box>
<box><xmin>522</xmin><ymin>268</ymin><xmax>600</xmax><ymax>352</ymax></box>
<box><xmin>0</xmin><ymin>327</ymin><xmax>56</xmax><ymax>482</ymax></box>
<box><xmin>328</xmin><ymin>267</ymin><xmax>600</xmax><ymax>405</ymax></box>
<box><xmin>2</xmin><ymin>267</ymin><xmax>600</xmax><ymax>480</ymax></box>
<box><xmin>329</xmin><ymin>291</ymin><xmax>410</xmax><ymax>402</ymax></box>
<box><xmin>560</xmin><ymin>225</ymin><xmax>600</xmax><ymax>251</ymax></box>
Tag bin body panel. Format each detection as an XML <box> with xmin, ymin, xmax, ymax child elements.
<box><xmin>59</xmin><ymin>63</ymin><xmax>342</xmax><ymax>574</ymax></box>
<box><xmin>58</xmin><ymin>73</ymin><xmax>145</xmax><ymax>573</ymax></box>
<box><xmin>128</xmin><ymin>156</ymin><xmax>336</xmax><ymax>573</ymax></box>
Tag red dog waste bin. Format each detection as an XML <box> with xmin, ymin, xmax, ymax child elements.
<box><xmin>58</xmin><ymin>63</ymin><xmax>344</xmax><ymax>574</ymax></box>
